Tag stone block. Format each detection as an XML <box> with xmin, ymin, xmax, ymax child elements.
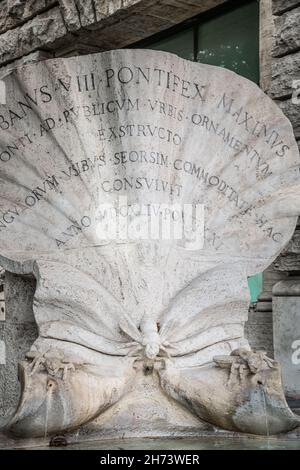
<box><xmin>273</xmin><ymin>229</ymin><xmax>300</xmax><ymax>271</ymax></box>
<box><xmin>0</xmin><ymin>0</ymin><xmax>56</xmax><ymax>35</ymax></box>
<box><xmin>276</xmin><ymin>98</ymin><xmax>300</xmax><ymax>139</ymax></box>
<box><xmin>273</xmin><ymin>0</ymin><xmax>300</xmax><ymax>15</ymax></box>
<box><xmin>245</xmin><ymin>309</ymin><xmax>274</xmax><ymax>357</ymax></box>
<box><xmin>273</xmin><ymin>7</ymin><xmax>300</xmax><ymax>57</ymax></box>
<box><xmin>0</xmin><ymin>273</ymin><xmax>37</xmax><ymax>418</ymax></box>
<box><xmin>270</xmin><ymin>51</ymin><xmax>300</xmax><ymax>99</ymax></box>
<box><xmin>277</xmin><ymin>99</ymin><xmax>300</xmax><ymax>139</ymax></box>
<box><xmin>59</xmin><ymin>0</ymin><xmax>81</xmax><ymax>32</ymax></box>
<box><xmin>0</xmin><ymin>7</ymin><xmax>68</xmax><ymax>66</ymax></box>
<box><xmin>0</xmin><ymin>50</ymin><xmax>53</xmax><ymax>79</ymax></box>
<box><xmin>273</xmin><ymin>279</ymin><xmax>300</xmax><ymax>400</ymax></box>
<box><xmin>0</xmin><ymin>291</ymin><xmax>5</xmax><ymax>322</ymax></box>
<box><xmin>0</xmin><ymin>321</ymin><xmax>38</xmax><ymax>418</ymax></box>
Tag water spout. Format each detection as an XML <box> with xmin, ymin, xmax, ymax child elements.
<box><xmin>259</xmin><ymin>383</ymin><xmax>270</xmax><ymax>446</ymax></box>
<box><xmin>44</xmin><ymin>379</ymin><xmax>55</xmax><ymax>439</ymax></box>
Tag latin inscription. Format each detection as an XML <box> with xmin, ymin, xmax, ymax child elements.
<box><xmin>0</xmin><ymin>57</ymin><xmax>295</xmax><ymax>251</ymax></box>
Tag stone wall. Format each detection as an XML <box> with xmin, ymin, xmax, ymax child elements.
<box><xmin>0</xmin><ymin>0</ymin><xmax>228</xmax><ymax>66</ymax></box>
<box><xmin>0</xmin><ymin>269</ymin><xmax>5</xmax><ymax>370</ymax></box>
<box><xmin>247</xmin><ymin>0</ymin><xmax>300</xmax><ymax>357</ymax></box>
<box><xmin>0</xmin><ymin>273</ymin><xmax>37</xmax><ymax>418</ymax></box>
<box><xmin>271</xmin><ymin>0</ymin><xmax>300</xmax><ymax>189</ymax></box>
<box><xmin>271</xmin><ymin>0</ymin><xmax>300</xmax><ymax>138</ymax></box>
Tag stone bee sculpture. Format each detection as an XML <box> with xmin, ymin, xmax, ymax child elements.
<box><xmin>120</xmin><ymin>315</ymin><xmax>172</xmax><ymax>360</ymax></box>
<box><xmin>0</xmin><ymin>49</ymin><xmax>299</xmax><ymax>438</ymax></box>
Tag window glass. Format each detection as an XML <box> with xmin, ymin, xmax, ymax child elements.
<box><xmin>196</xmin><ymin>1</ymin><xmax>259</xmax><ymax>83</ymax></box>
<box><xmin>144</xmin><ymin>28</ymin><xmax>194</xmax><ymax>61</ymax></box>
<box><xmin>248</xmin><ymin>273</ymin><xmax>263</xmax><ymax>303</ymax></box>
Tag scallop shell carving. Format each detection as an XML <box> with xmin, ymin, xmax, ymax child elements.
<box><xmin>0</xmin><ymin>50</ymin><xmax>299</xmax><ymax>437</ymax></box>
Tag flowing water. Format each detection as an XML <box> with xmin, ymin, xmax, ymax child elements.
<box><xmin>259</xmin><ymin>384</ymin><xmax>270</xmax><ymax>448</ymax></box>
<box><xmin>44</xmin><ymin>387</ymin><xmax>52</xmax><ymax>439</ymax></box>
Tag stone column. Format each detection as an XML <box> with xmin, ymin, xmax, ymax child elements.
<box><xmin>0</xmin><ymin>273</ymin><xmax>37</xmax><ymax>419</ymax></box>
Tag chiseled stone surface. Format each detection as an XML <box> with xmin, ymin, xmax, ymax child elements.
<box><xmin>259</xmin><ymin>0</ymin><xmax>274</xmax><ymax>94</ymax></box>
<box><xmin>73</xmin><ymin>0</ymin><xmax>96</xmax><ymax>27</ymax></box>
<box><xmin>0</xmin><ymin>340</ymin><xmax>5</xmax><ymax>365</ymax></box>
<box><xmin>272</xmin><ymin>7</ymin><xmax>300</xmax><ymax>57</ymax></box>
<box><xmin>0</xmin><ymin>0</ymin><xmax>230</xmax><ymax>66</ymax></box>
<box><xmin>0</xmin><ymin>0</ymin><xmax>56</xmax><ymax>35</ymax></box>
<box><xmin>245</xmin><ymin>309</ymin><xmax>274</xmax><ymax>359</ymax></box>
<box><xmin>0</xmin><ymin>7</ymin><xmax>68</xmax><ymax>66</ymax></box>
<box><xmin>59</xmin><ymin>0</ymin><xmax>81</xmax><ymax>32</ymax></box>
<box><xmin>266</xmin><ymin>0</ymin><xmax>300</xmax><ymax>332</ymax></box>
<box><xmin>273</xmin><ymin>0</ymin><xmax>300</xmax><ymax>15</ymax></box>
<box><xmin>0</xmin><ymin>321</ymin><xmax>38</xmax><ymax>417</ymax></box>
<box><xmin>0</xmin><ymin>273</ymin><xmax>37</xmax><ymax>418</ymax></box>
<box><xmin>273</xmin><ymin>230</ymin><xmax>300</xmax><ymax>271</ymax></box>
<box><xmin>0</xmin><ymin>50</ymin><xmax>53</xmax><ymax>79</ymax></box>
<box><xmin>0</xmin><ymin>50</ymin><xmax>299</xmax><ymax>438</ymax></box>
<box><xmin>270</xmin><ymin>50</ymin><xmax>300</xmax><ymax>99</ymax></box>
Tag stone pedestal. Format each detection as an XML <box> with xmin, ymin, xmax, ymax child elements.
<box><xmin>273</xmin><ymin>279</ymin><xmax>300</xmax><ymax>400</ymax></box>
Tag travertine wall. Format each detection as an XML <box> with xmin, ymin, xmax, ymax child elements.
<box><xmin>0</xmin><ymin>0</ymin><xmax>228</xmax><ymax>65</ymax></box>
<box><xmin>271</xmin><ymin>0</ymin><xmax>300</xmax><ymax>142</ymax></box>
<box><xmin>247</xmin><ymin>0</ymin><xmax>300</xmax><ymax>357</ymax></box>
<box><xmin>0</xmin><ymin>269</ymin><xmax>5</xmax><ymax>369</ymax></box>
<box><xmin>0</xmin><ymin>274</ymin><xmax>37</xmax><ymax>418</ymax></box>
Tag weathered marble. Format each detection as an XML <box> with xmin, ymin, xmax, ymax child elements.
<box><xmin>0</xmin><ymin>0</ymin><xmax>229</xmax><ymax>67</ymax></box>
<box><xmin>259</xmin><ymin>0</ymin><xmax>274</xmax><ymax>94</ymax></box>
<box><xmin>0</xmin><ymin>272</ymin><xmax>37</xmax><ymax>419</ymax></box>
<box><xmin>0</xmin><ymin>341</ymin><xmax>5</xmax><ymax>366</ymax></box>
<box><xmin>273</xmin><ymin>279</ymin><xmax>300</xmax><ymax>400</ymax></box>
<box><xmin>0</xmin><ymin>49</ymin><xmax>299</xmax><ymax>438</ymax></box>
<box><xmin>273</xmin><ymin>0</ymin><xmax>300</xmax><ymax>15</ymax></box>
<box><xmin>0</xmin><ymin>1</ymin><xmax>56</xmax><ymax>35</ymax></box>
<box><xmin>274</xmin><ymin>230</ymin><xmax>300</xmax><ymax>271</ymax></box>
<box><xmin>258</xmin><ymin>0</ymin><xmax>300</xmax><ymax>332</ymax></box>
<box><xmin>272</xmin><ymin>7</ymin><xmax>300</xmax><ymax>57</ymax></box>
<box><xmin>270</xmin><ymin>51</ymin><xmax>300</xmax><ymax>99</ymax></box>
<box><xmin>245</xmin><ymin>308</ymin><xmax>274</xmax><ymax>359</ymax></box>
<box><xmin>0</xmin><ymin>7</ymin><xmax>68</xmax><ymax>66</ymax></box>
<box><xmin>277</xmin><ymin>99</ymin><xmax>300</xmax><ymax>140</ymax></box>
<box><xmin>0</xmin><ymin>51</ymin><xmax>53</xmax><ymax>81</ymax></box>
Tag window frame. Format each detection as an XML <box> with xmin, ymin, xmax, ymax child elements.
<box><xmin>130</xmin><ymin>0</ymin><xmax>259</xmax><ymax>64</ymax></box>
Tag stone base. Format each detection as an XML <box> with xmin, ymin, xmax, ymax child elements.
<box><xmin>73</xmin><ymin>370</ymin><xmax>212</xmax><ymax>441</ymax></box>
